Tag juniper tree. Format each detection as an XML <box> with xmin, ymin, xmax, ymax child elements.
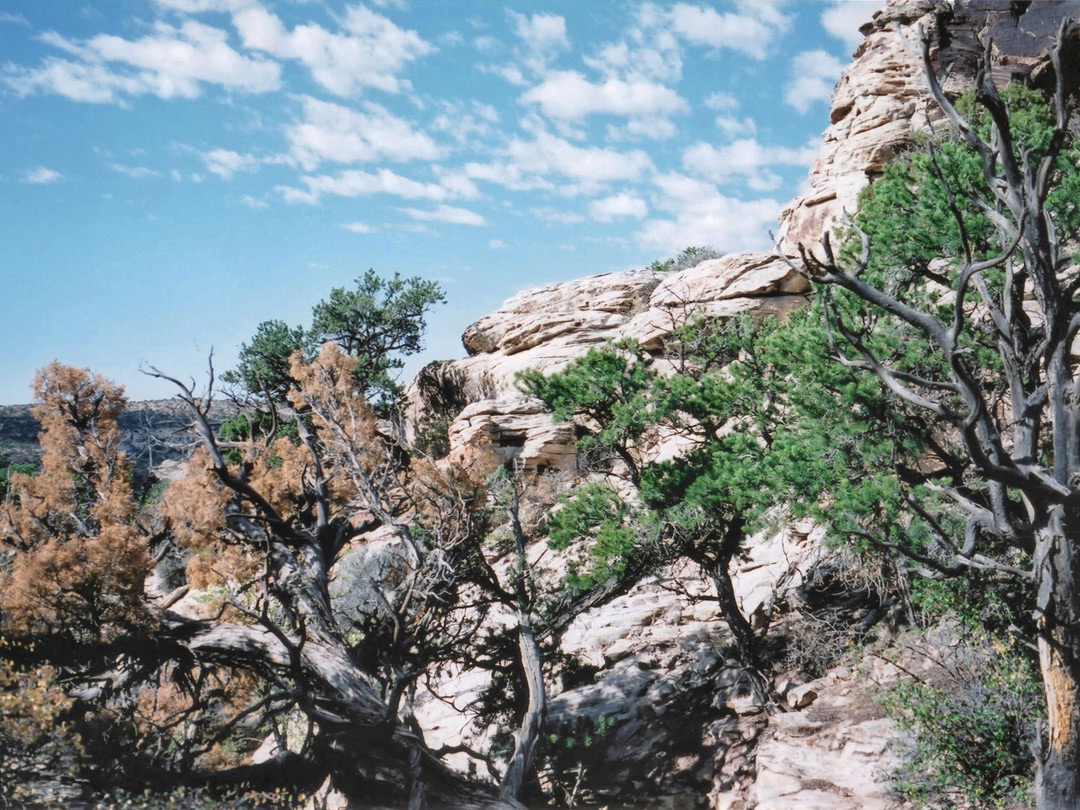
<box><xmin>786</xmin><ymin>23</ymin><xmax>1080</xmax><ymax>809</ymax></box>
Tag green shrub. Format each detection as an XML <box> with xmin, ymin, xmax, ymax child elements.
<box><xmin>647</xmin><ymin>245</ymin><xmax>721</xmax><ymax>273</ymax></box>
<box><xmin>882</xmin><ymin>630</ymin><xmax>1041</xmax><ymax>809</ymax></box>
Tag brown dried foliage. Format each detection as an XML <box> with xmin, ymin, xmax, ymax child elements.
<box><xmin>0</xmin><ymin>363</ymin><xmax>151</xmax><ymax>641</ymax></box>
<box><xmin>0</xmin><ymin>660</ymin><xmax>83</xmax><ymax>805</ymax></box>
<box><xmin>157</xmin><ymin>447</ymin><xmax>259</xmax><ymax>590</ymax></box>
<box><xmin>289</xmin><ymin>343</ymin><xmax>380</xmax><ymax>485</ymax></box>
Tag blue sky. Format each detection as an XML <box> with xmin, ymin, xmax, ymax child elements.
<box><xmin>0</xmin><ymin>0</ymin><xmax>881</xmax><ymax>405</ymax></box>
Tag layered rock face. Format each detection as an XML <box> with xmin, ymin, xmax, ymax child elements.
<box><xmin>777</xmin><ymin>0</ymin><xmax>1080</xmax><ymax>252</ymax></box>
<box><xmin>407</xmin><ymin>253</ymin><xmax>808</xmax><ymax>472</ymax></box>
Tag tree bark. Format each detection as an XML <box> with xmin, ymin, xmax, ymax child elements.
<box><xmin>1035</xmin><ymin>506</ymin><xmax>1080</xmax><ymax>810</ymax></box>
<box><xmin>499</xmin><ymin>618</ymin><xmax>546</xmax><ymax>803</ymax></box>
<box><xmin>498</xmin><ymin>489</ymin><xmax>547</xmax><ymax>803</ymax></box>
<box><xmin>708</xmin><ymin>566</ymin><xmax>776</xmax><ymax>710</ymax></box>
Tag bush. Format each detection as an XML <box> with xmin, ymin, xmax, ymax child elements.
<box><xmin>881</xmin><ymin>629</ymin><xmax>1041</xmax><ymax>809</ymax></box>
<box><xmin>647</xmin><ymin>246</ymin><xmax>722</xmax><ymax>273</ymax></box>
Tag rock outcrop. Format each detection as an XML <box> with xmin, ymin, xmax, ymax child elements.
<box><xmin>777</xmin><ymin>0</ymin><xmax>1080</xmax><ymax>253</ymax></box>
<box><xmin>407</xmin><ymin>253</ymin><xmax>809</xmax><ymax>471</ymax></box>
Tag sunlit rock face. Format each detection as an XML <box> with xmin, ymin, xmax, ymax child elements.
<box><xmin>405</xmin><ymin>253</ymin><xmax>810</xmax><ymax>471</ymax></box>
<box><xmin>776</xmin><ymin>0</ymin><xmax>1080</xmax><ymax>254</ymax></box>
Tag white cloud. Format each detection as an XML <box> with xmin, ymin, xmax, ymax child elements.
<box><xmin>0</xmin><ymin>11</ymin><xmax>29</xmax><ymax>25</ymax></box>
<box><xmin>509</xmin><ymin>11</ymin><xmax>568</xmax><ymax>73</ymax></box>
<box><xmin>522</xmin><ymin>70</ymin><xmax>688</xmax><ymax>122</ymax></box>
<box><xmin>481</xmin><ymin>11</ymin><xmax>567</xmax><ymax>86</ymax></box>
<box><xmin>530</xmin><ymin>207</ymin><xmax>584</xmax><ymax>224</ymax></box>
<box><xmin>463</xmin><ymin>161</ymin><xmax>554</xmax><ymax>193</ymax></box>
<box><xmin>785</xmin><ymin>50</ymin><xmax>845</xmax><ymax>113</ymax></box>
<box><xmin>431</xmin><ymin>167</ymin><xmax>482</xmax><ymax>200</ymax></box>
<box><xmin>606</xmin><ymin>116</ymin><xmax>678</xmax><ymax>141</ymax></box>
<box><xmin>701</xmin><ymin>92</ymin><xmax>755</xmax><ymax>137</ymax></box>
<box><xmin>5</xmin><ymin>60</ymin><xmax>141</xmax><ymax>104</ymax></box>
<box><xmin>589</xmin><ymin>193</ymin><xmax>648</xmax><ymax>222</ymax></box>
<box><xmin>279</xmin><ymin>168</ymin><xmax>453</xmax><ymax>204</ymax></box>
<box><xmin>583</xmin><ymin>35</ymin><xmax>682</xmax><ymax>85</ymax></box>
<box><xmin>400</xmin><ymin>204</ymin><xmax>486</xmax><ymax>226</ymax></box>
<box><xmin>233</xmin><ymin>4</ymin><xmax>432</xmax><ymax>96</ymax></box>
<box><xmin>714</xmin><ymin>116</ymin><xmax>757</xmax><ymax>138</ymax></box>
<box><xmin>22</xmin><ymin>167</ymin><xmax>62</xmax><ymax>184</ymax></box>
<box><xmin>481</xmin><ymin>62</ymin><xmax>528</xmax><ymax>86</ymax></box>
<box><xmin>703</xmin><ymin>91</ymin><xmax>738</xmax><ymax>111</ymax></box>
<box><xmin>822</xmin><ymin>1</ymin><xmax>878</xmax><ymax>52</ymax></box>
<box><xmin>110</xmin><ymin>163</ymin><xmax>160</xmax><ymax>179</ymax></box>
<box><xmin>153</xmin><ymin>0</ymin><xmax>253</xmax><ymax>11</ymax></box>
<box><xmin>342</xmin><ymin>221</ymin><xmax>374</xmax><ymax>232</ymax></box>
<box><xmin>465</xmin><ymin>131</ymin><xmax>652</xmax><ymax>193</ymax></box>
<box><xmin>430</xmin><ymin>100</ymin><xmax>499</xmax><ymax>146</ymax></box>
<box><xmin>439</xmin><ymin>30</ymin><xmax>465</xmax><ymax>48</ymax></box>
<box><xmin>489</xmin><ymin>238</ymin><xmax>507</xmax><ymax>248</ymax></box>
<box><xmin>511</xmin><ymin>12</ymin><xmax>567</xmax><ymax>52</ymax></box>
<box><xmin>682</xmin><ymin>138</ymin><xmax>818</xmax><ymax>190</ymax></box>
<box><xmin>507</xmin><ymin>131</ymin><xmax>654</xmax><ymax>183</ymax></box>
<box><xmin>286</xmin><ymin>96</ymin><xmax>443</xmax><ymax>170</ymax></box>
<box><xmin>639</xmin><ymin>172</ymin><xmax>781</xmax><ymax>254</ymax></box>
<box><xmin>201</xmin><ymin>148</ymin><xmax>261</xmax><ymax>180</ymax></box>
<box><xmin>241</xmin><ymin>194</ymin><xmax>269</xmax><ymax>209</ymax></box>
<box><xmin>5</xmin><ymin>20</ymin><xmax>280</xmax><ymax>103</ymax></box>
<box><xmin>473</xmin><ymin>35</ymin><xmax>500</xmax><ymax>54</ymax></box>
<box><xmin>669</xmin><ymin>3</ymin><xmax>790</xmax><ymax>60</ymax></box>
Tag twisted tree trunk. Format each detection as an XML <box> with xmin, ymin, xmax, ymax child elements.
<box><xmin>1034</xmin><ymin>506</ymin><xmax>1080</xmax><ymax>810</ymax></box>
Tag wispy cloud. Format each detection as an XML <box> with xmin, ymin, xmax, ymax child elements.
<box><xmin>821</xmin><ymin>1</ymin><xmax>878</xmax><ymax>52</ymax></box>
<box><xmin>522</xmin><ymin>71</ymin><xmax>687</xmax><ymax>122</ymax></box>
<box><xmin>668</xmin><ymin>2</ymin><xmax>791</xmax><ymax>60</ymax></box>
<box><xmin>785</xmin><ymin>50</ymin><xmax>846</xmax><ymax>113</ymax></box>
<box><xmin>589</xmin><ymin>192</ymin><xmax>647</xmax><ymax>222</ymax></box>
<box><xmin>278</xmin><ymin>168</ymin><xmax>455</xmax><ymax>204</ymax></box>
<box><xmin>201</xmin><ymin>149</ymin><xmax>262</xmax><ymax>180</ymax></box>
<box><xmin>22</xmin><ymin>166</ymin><xmax>63</xmax><ymax>184</ymax></box>
<box><xmin>400</xmin><ymin>204</ymin><xmax>486</xmax><ymax>226</ymax></box>
<box><xmin>232</xmin><ymin>4</ymin><xmax>432</xmax><ymax>96</ymax></box>
<box><xmin>5</xmin><ymin>20</ymin><xmax>279</xmax><ymax>104</ymax></box>
<box><xmin>110</xmin><ymin>163</ymin><xmax>160</xmax><ymax>179</ymax></box>
<box><xmin>639</xmin><ymin>172</ymin><xmax>781</xmax><ymax>254</ymax></box>
<box><xmin>509</xmin><ymin>11</ymin><xmax>568</xmax><ymax>71</ymax></box>
<box><xmin>286</xmin><ymin>96</ymin><xmax>444</xmax><ymax>171</ymax></box>
<box><xmin>683</xmin><ymin>138</ymin><xmax>818</xmax><ymax>191</ymax></box>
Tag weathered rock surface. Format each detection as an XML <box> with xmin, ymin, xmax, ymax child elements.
<box><xmin>776</xmin><ymin>0</ymin><xmax>1080</xmax><ymax>254</ymax></box>
<box><xmin>406</xmin><ymin>252</ymin><xmax>811</xmax><ymax>471</ymax></box>
<box><xmin>752</xmin><ymin>670</ymin><xmax>899</xmax><ymax>810</ymax></box>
